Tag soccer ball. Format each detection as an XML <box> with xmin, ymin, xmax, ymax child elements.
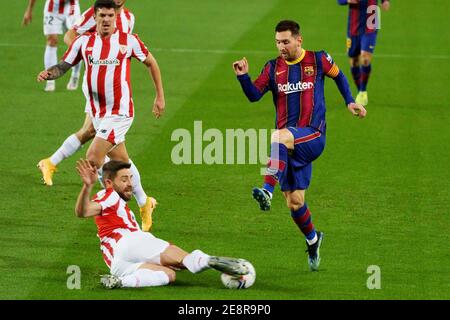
<box><xmin>220</xmin><ymin>260</ymin><xmax>256</xmax><ymax>289</ymax></box>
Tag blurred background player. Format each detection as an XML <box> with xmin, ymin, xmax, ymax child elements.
<box><xmin>37</xmin><ymin>0</ymin><xmax>135</xmax><ymax>187</ymax></box>
<box><xmin>65</xmin><ymin>0</ymin><xmax>133</xmax><ymax>47</ymax></box>
<box><xmin>76</xmin><ymin>159</ymin><xmax>250</xmax><ymax>289</ymax></box>
<box><xmin>233</xmin><ymin>20</ymin><xmax>366</xmax><ymax>271</ymax></box>
<box><xmin>338</xmin><ymin>0</ymin><xmax>390</xmax><ymax>106</ymax></box>
<box><xmin>23</xmin><ymin>0</ymin><xmax>82</xmax><ymax>92</ymax></box>
<box><xmin>37</xmin><ymin>0</ymin><xmax>164</xmax><ymax>231</ymax></box>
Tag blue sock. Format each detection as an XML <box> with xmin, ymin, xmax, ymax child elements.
<box><xmin>350</xmin><ymin>66</ymin><xmax>361</xmax><ymax>90</ymax></box>
<box><xmin>360</xmin><ymin>64</ymin><xmax>372</xmax><ymax>91</ymax></box>
<box><xmin>263</xmin><ymin>142</ymin><xmax>288</xmax><ymax>193</ymax></box>
<box><xmin>291</xmin><ymin>204</ymin><xmax>316</xmax><ymax>240</ymax></box>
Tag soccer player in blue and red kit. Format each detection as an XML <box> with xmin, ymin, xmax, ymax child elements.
<box><xmin>233</xmin><ymin>20</ymin><xmax>367</xmax><ymax>271</ymax></box>
<box><xmin>338</xmin><ymin>0</ymin><xmax>390</xmax><ymax>106</ymax></box>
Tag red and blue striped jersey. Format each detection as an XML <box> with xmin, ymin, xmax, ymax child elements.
<box><xmin>338</xmin><ymin>0</ymin><xmax>387</xmax><ymax>36</ymax></box>
<box><xmin>241</xmin><ymin>50</ymin><xmax>342</xmax><ymax>131</ymax></box>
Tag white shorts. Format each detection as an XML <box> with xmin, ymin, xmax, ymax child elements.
<box><xmin>92</xmin><ymin>115</ymin><xmax>133</xmax><ymax>145</ymax></box>
<box><xmin>111</xmin><ymin>231</ymin><xmax>170</xmax><ymax>277</ymax></box>
<box><xmin>43</xmin><ymin>7</ymin><xmax>81</xmax><ymax>35</ymax></box>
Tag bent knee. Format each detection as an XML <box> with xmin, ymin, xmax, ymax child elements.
<box><xmin>286</xmin><ymin>195</ymin><xmax>305</xmax><ymax>211</ymax></box>
<box><xmin>271</xmin><ymin>129</ymin><xmax>293</xmax><ymax>145</ymax></box>
<box><xmin>76</xmin><ymin>127</ymin><xmax>96</xmax><ymax>144</ymax></box>
<box><xmin>360</xmin><ymin>52</ymin><xmax>372</xmax><ymax>66</ymax></box>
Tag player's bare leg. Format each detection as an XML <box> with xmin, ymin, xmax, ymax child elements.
<box><xmin>75</xmin><ymin>115</ymin><xmax>97</xmax><ymax>145</ymax></box>
<box><xmin>107</xmin><ymin>143</ymin><xmax>156</xmax><ymax>232</ymax></box>
<box><xmin>284</xmin><ymin>189</ymin><xmax>323</xmax><ymax>271</ymax></box>
<box><xmin>86</xmin><ymin>136</ymin><xmax>116</xmax><ymax>169</ymax></box>
<box><xmin>44</xmin><ymin>34</ymin><xmax>58</xmax><ymax>92</ymax></box>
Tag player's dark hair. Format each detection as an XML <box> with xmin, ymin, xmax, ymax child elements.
<box><xmin>102</xmin><ymin>160</ymin><xmax>131</xmax><ymax>182</ymax></box>
<box><xmin>275</xmin><ymin>20</ymin><xmax>301</xmax><ymax>36</ymax></box>
<box><xmin>94</xmin><ymin>0</ymin><xmax>118</xmax><ymax>13</ymax></box>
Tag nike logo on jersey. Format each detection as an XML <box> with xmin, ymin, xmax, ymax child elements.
<box><xmin>276</xmin><ymin>71</ymin><xmax>286</xmax><ymax>76</ymax></box>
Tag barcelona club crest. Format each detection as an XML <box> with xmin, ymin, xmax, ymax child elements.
<box><xmin>304</xmin><ymin>66</ymin><xmax>314</xmax><ymax>77</ymax></box>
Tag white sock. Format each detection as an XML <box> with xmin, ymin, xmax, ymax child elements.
<box><xmin>44</xmin><ymin>45</ymin><xmax>57</xmax><ymax>86</ymax></box>
<box><xmin>44</xmin><ymin>45</ymin><xmax>58</xmax><ymax>70</ymax></box>
<box><xmin>182</xmin><ymin>249</ymin><xmax>211</xmax><ymax>274</ymax></box>
<box><xmin>129</xmin><ymin>159</ymin><xmax>148</xmax><ymax>207</ymax></box>
<box><xmin>120</xmin><ymin>269</ymin><xmax>170</xmax><ymax>287</ymax></box>
<box><xmin>49</xmin><ymin>134</ymin><xmax>81</xmax><ymax>165</ymax></box>
<box><xmin>71</xmin><ymin>62</ymin><xmax>81</xmax><ymax>78</ymax></box>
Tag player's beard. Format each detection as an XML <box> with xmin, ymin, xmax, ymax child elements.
<box><xmin>115</xmin><ymin>185</ymin><xmax>133</xmax><ymax>201</ymax></box>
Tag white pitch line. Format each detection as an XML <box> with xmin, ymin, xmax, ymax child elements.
<box><xmin>1</xmin><ymin>42</ymin><xmax>449</xmax><ymax>60</ymax></box>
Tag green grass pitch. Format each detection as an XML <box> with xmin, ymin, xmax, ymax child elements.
<box><xmin>0</xmin><ymin>0</ymin><xmax>449</xmax><ymax>300</ymax></box>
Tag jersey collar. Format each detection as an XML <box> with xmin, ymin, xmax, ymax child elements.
<box><xmin>285</xmin><ymin>49</ymin><xmax>306</xmax><ymax>65</ymax></box>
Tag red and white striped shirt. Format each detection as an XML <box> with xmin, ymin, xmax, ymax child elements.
<box><xmin>45</xmin><ymin>0</ymin><xmax>78</xmax><ymax>15</ymax></box>
<box><xmin>63</xmin><ymin>30</ymin><xmax>149</xmax><ymax>118</ymax></box>
<box><xmin>93</xmin><ymin>188</ymin><xmax>140</xmax><ymax>268</ymax></box>
<box><xmin>73</xmin><ymin>6</ymin><xmax>135</xmax><ymax>35</ymax></box>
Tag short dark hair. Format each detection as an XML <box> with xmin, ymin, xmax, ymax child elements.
<box><xmin>94</xmin><ymin>0</ymin><xmax>118</xmax><ymax>13</ymax></box>
<box><xmin>102</xmin><ymin>160</ymin><xmax>131</xmax><ymax>182</ymax></box>
<box><xmin>275</xmin><ymin>20</ymin><xmax>301</xmax><ymax>36</ymax></box>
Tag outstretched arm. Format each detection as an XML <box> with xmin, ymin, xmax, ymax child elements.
<box><xmin>22</xmin><ymin>0</ymin><xmax>37</xmax><ymax>26</ymax></box>
<box><xmin>333</xmin><ymin>70</ymin><xmax>367</xmax><ymax>118</ymax></box>
<box><xmin>143</xmin><ymin>52</ymin><xmax>165</xmax><ymax>119</ymax></box>
<box><xmin>37</xmin><ymin>61</ymin><xmax>73</xmax><ymax>81</ymax></box>
<box><xmin>75</xmin><ymin>159</ymin><xmax>102</xmax><ymax>218</ymax></box>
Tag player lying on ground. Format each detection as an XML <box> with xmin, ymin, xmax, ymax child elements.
<box><xmin>76</xmin><ymin>159</ymin><xmax>251</xmax><ymax>289</ymax></box>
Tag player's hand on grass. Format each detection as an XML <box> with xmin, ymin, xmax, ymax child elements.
<box><xmin>76</xmin><ymin>159</ymin><xmax>98</xmax><ymax>186</ymax></box>
<box><xmin>381</xmin><ymin>1</ymin><xmax>390</xmax><ymax>11</ymax></box>
<box><xmin>233</xmin><ymin>57</ymin><xmax>249</xmax><ymax>76</ymax></box>
<box><xmin>152</xmin><ymin>96</ymin><xmax>165</xmax><ymax>119</ymax></box>
<box><xmin>347</xmin><ymin>102</ymin><xmax>367</xmax><ymax>118</ymax></box>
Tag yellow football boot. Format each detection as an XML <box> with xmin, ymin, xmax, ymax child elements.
<box><xmin>355</xmin><ymin>91</ymin><xmax>368</xmax><ymax>106</ymax></box>
<box><xmin>140</xmin><ymin>197</ymin><xmax>157</xmax><ymax>232</ymax></box>
<box><xmin>37</xmin><ymin>158</ymin><xmax>57</xmax><ymax>186</ymax></box>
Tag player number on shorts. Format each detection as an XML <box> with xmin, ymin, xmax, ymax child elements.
<box><xmin>44</xmin><ymin>16</ymin><xmax>54</xmax><ymax>26</ymax></box>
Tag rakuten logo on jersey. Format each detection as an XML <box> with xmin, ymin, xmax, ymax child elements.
<box><xmin>278</xmin><ymin>81</ymin><xmax>314</xmax><ymax>95</ymax></box>
<box><xmin>88</xmin><ymin>55</ymin><xmax>120</xmax><ymax>66</ymax></box>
